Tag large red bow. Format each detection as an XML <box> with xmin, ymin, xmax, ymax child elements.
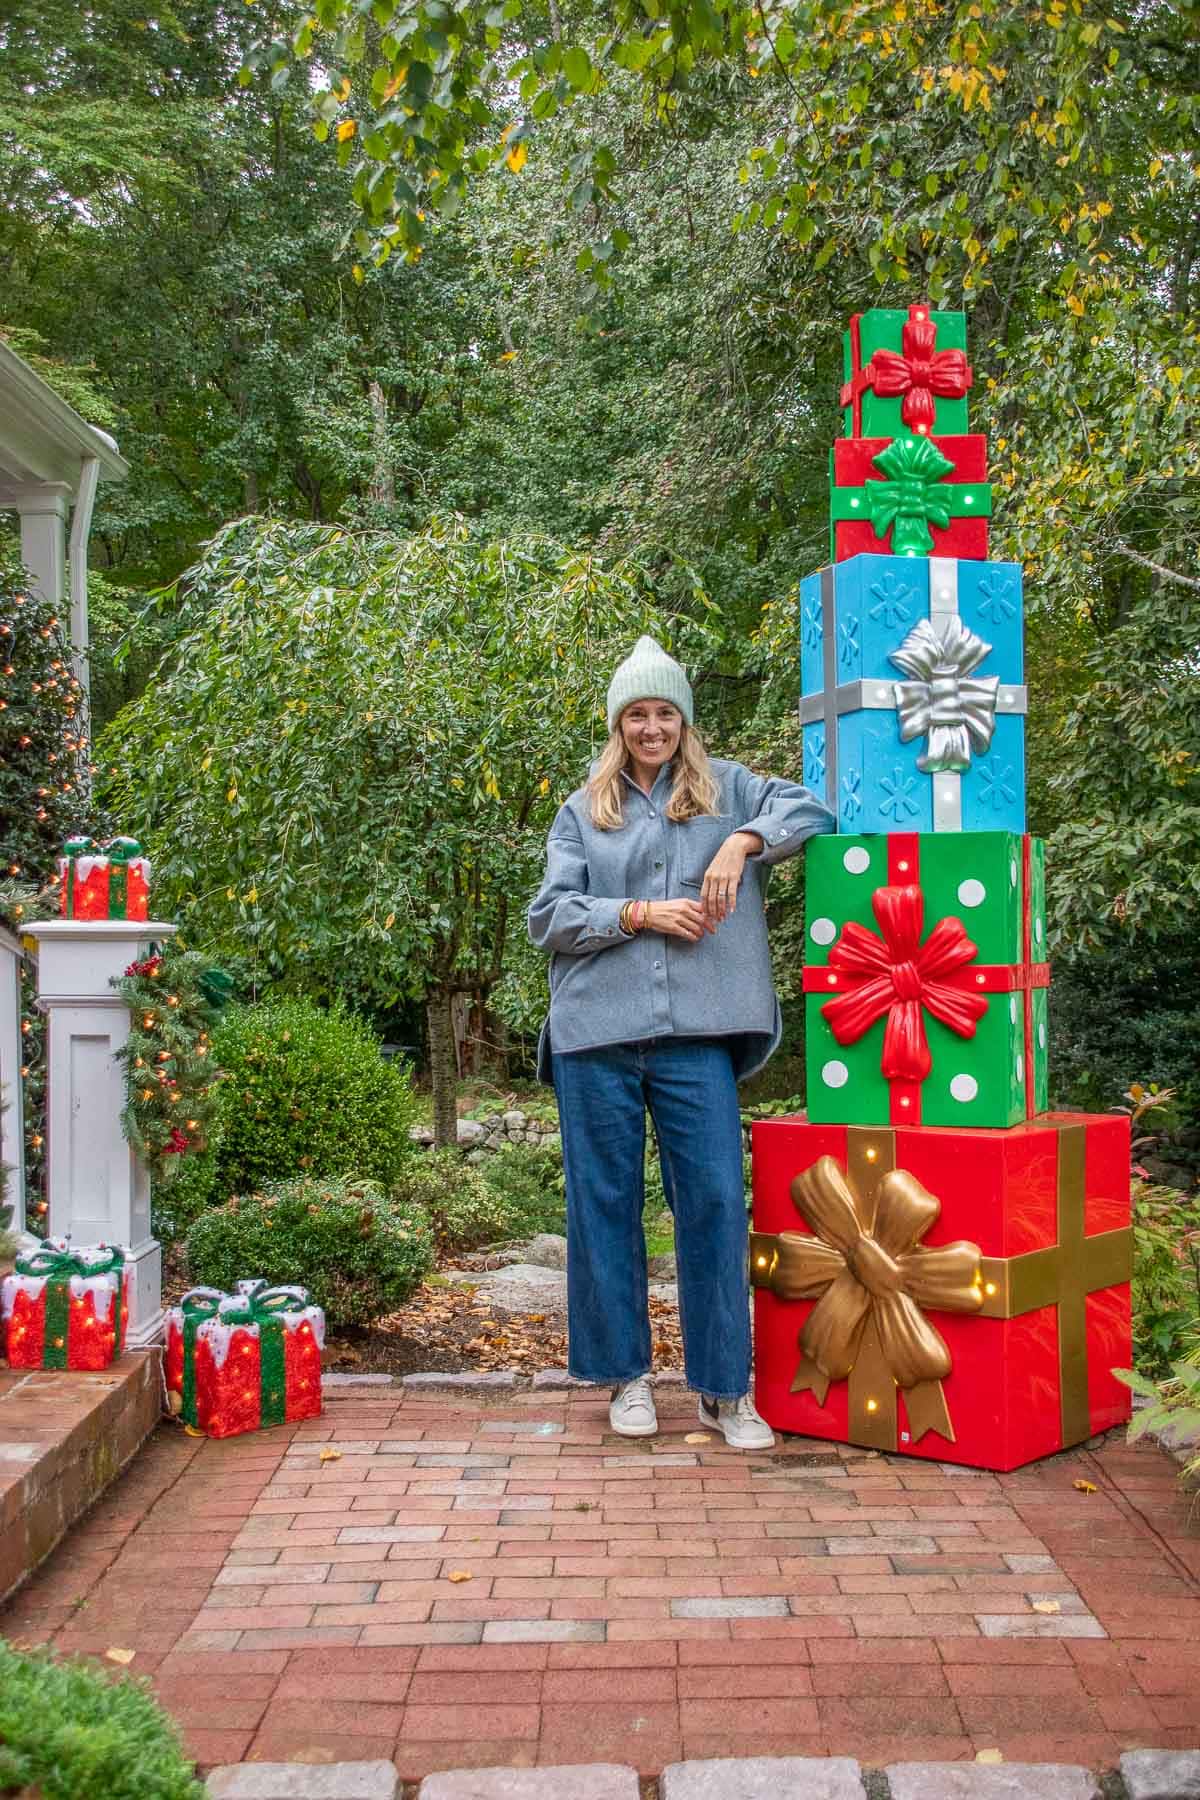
<box><xmin>865</xmin><ymin>313</ymin><xmax>973</xmax><ymax>433</ymax></box>
<box><xmin>821</xmin><ymin>886</ymin><xmax>987</xmax><ymax>1082</ymax></box>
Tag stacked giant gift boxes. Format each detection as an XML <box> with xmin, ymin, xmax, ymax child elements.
<box><xmin>751</xmin><ymin>304</ymin><xmax>1133</xmax><ymax>1471</ymax></box>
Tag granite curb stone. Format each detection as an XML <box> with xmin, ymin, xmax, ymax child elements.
<box><xmin>885</xmin><ymin>1765</ymin><xmax>1100</xmax><ymax>1800</ymax></box>
<box><xmin>417</xmin><ymin>1765</ymin><xmax>640</xmax><ymax>1799</ymax></box>
<box><xmin>206</xmin><ymin>1762</ymin><xmax>400</xmax><ymax>1799</ymax></box>
<box><xmin>1120</xmin><ymin>1751</ymin><xmax>1200</xmax><ymax>1800</ymax></box>
<box><xmin>661</xmin><ymin>1755</ymin><xmax>865</xmax><ymax>1798</ymax></box>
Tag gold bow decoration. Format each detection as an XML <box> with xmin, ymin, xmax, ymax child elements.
<box><xmin>758</xmin><ymin>1154</ymin><xmax>984</xmax><ymax>1447</ymax></box>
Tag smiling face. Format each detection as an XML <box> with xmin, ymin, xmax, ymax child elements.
<box><xmin>619</xmin><ymin>699</ymin><xmax>684</xmax><ymax>787</ymax></box>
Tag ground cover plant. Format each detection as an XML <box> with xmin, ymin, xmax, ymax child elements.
<box><xmin>185</xmin><ymin>1175</ymin><xmax>434</xmax><ymax>1328</ymax></box>
<box><xmin>0</xmin><ymin>1640</ymin><xmax>202</xmax><ymax>1800</ymax></box>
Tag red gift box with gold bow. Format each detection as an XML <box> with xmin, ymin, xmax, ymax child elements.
<box><xmin>750</xmin><ymin>1113</ymin><xmax>1132</xmax><ymax>1470</ymax></box>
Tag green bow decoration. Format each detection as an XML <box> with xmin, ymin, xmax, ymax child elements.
<box><xmin>177</xmin><ymin>1286</ymin><xmax>227</xmax><ymax>1426</ymax></box>
<box><xmin>16</xmin><ymin>1242</ymin><xmax>125</xmax><ymax>1369</ymax></box>
<box><xmin>864</xmin><ymin>435</ymin><xmax>956</xmax><ymax>557</ymax></box>
<box><xmin>105</xmin><ymin>837</ymin><xmax>144</xmax><ymax>919</ymax></box>
<box><xmin>199</xmin><ymin>965</ymin><xmax>234</xmax><ymax>1010</ymax></box>
<box><xmin>217</xmin><ymin>1281</ymin><xmax>312</xmax><ymax>1430</ymax></box>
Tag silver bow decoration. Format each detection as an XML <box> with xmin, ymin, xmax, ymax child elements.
<box><xmin>890</xmin><ymin>615</ymin><xmax>999</xmax><ymax>773</ymax></box>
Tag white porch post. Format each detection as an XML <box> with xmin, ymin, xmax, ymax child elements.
<box><xmin>24</xmin><ymin>919</ymin><xmax>177</xmax><ymax>1347</ymax></box>
<box><xmin>0</xmin><ymin>926</ymin><xmax>26</xmax><ymax>1232</ymax></box>
<box><xmin>9</xmin><ymin>481</ymin><xmax>70</xmax><ymax>609</ymax></box>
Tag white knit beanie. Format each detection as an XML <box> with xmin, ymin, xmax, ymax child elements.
<box><xmin>606</xmin><ymin>635</ymin><xmax>694</xmax><ymax>731</ymax></box>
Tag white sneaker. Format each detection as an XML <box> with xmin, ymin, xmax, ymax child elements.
<box><xmin>699</xmin><ymin>1392</ymin><xmax>775</xmax><ymax>1450</ymax></box>
<box><xmin>610</xmin><ymin>1377</ymin><xmax>658</xmax><ymax>1438</ymax></box>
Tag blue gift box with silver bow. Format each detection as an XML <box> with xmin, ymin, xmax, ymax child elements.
<box><xmin>799</xmin><ymin>553</ymin><xmax>1026</xmax><ymax>834</ymax></box>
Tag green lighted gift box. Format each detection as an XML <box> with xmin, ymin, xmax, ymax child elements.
<box><xmin>802</xmin><ymin>830</ymin><xmax>1049</xmax><ymax>1129</ymax></box>
<box><xmin>841</xmin><ymin>304</ymin><xmax>974</xmax><ymax>439</ymax></box>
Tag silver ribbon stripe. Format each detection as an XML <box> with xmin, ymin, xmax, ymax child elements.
<box><xmin>803</xmin><ymin>557</ymin><xmax>1027</xmax><ymax>831</ymax></box>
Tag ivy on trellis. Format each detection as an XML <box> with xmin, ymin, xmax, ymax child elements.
<box><xmin>111</xmin><ymin>942</ymin><xmax>231</xmax><ymax>1182</ymax></box>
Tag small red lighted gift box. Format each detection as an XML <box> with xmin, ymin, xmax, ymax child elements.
<box><xmin>58</xmin><ymin>834</ymin><xmax>150</xmax><ymax>921</ymax></box>
<box><xmin>751</xmin><ymin>1113</ymin><xmax>1132</xmax><ymax>1472</ymax></box>
<box><xmin>2</xmin><ymin>1240</ymin><xmax>128</xmax><ymax>1370</ymax></box>
<box><xmin>165</xmin><ymin>1280</ymin><xmax>324</xmax><ymax>1438</ymax></box>
<box><xmin>830</xmin><ymin>434</ymin><xmax>991</xmax><ymax>563</ymax></box>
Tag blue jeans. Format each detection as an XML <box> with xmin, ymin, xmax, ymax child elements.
<box><xmin>551</xmin><ymin>1038</ymin><xmax>751</xmax><ymax>1400</ymax></box>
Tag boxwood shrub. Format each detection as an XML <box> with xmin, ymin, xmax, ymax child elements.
<box><xmin>185</xmin><ymin>1175</ymin><xmax>434</xmax><ymax>1328</ymax></box>
<box><xmin>0</xmin><ymin>1639</ymin><xmax>202</xmax><ymax>1799</ymax></box>
<box><xmin>212</xmin><ymin>998</ymin><xmax>418</xmax><ymax>1194</ymax></box>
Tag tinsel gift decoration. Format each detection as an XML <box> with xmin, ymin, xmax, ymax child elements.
<box><xmin>164</xmin><ymin>1280</ymin><xmax>324</xmax><ymax>1438</ymax></box>
<box><xmin>830</xmin><ymin>434</ymin><xmax>991</xmax><ymax>563</ymax></box>
<box><xmin>2</xmin><ymin>1240</ymin><xmax>128</xmax><ymax>1370</ymax></box>
<box><xmin>803</xmin><ymin>831</ymin><xmax>1050</xmax><ymax>1129</ymax></box>
<box><xmin>841</xmin><ymin>304</ymin><xmax>974</xmax><ymax>438</ymax></box>
<box><xmin>58</xmin><ymin>835</ymin><xmax>150</xmax><ymax>920</ymax></box>
<box><xmin>750</xmin><ymin>1114</ymin><xmax>1133</xmax><ymax>1470</ymax></box>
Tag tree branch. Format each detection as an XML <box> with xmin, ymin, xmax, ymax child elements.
<box><xmin>1115</xmin><ymin>541</ymin><xmax>1200</xmax><ymax>593</ymax></box>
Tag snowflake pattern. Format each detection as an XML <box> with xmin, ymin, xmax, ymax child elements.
<box><xmin>840</xmin><ymin>769</ymin><xmax>863</xmax><ymax>821</ymax></box>
<box><xmin>804</xmin><ymin>728</ymin><xmax>826</xmax><ymax>789</ymax></box>
<box><xmin>878</xmin><ymin>767</ymin><xmax>921</xmax><ymax>821</ymax></box>
<box><xmin>979</xmin><ymin>761</ymin><xmax>1018</xmax><ymax>810</ymax></box>
<box><xmin>976</xmin><ymin>573</ymin><xmax>1018</xmax><ymax>624</ymax></box>
<box><xmin>867</xmin><ymin>572</ymin><xmax>916</xmax><ymax>629</ymax></box>
<box><xmin>802</xmin><ymin>596</ymin><xmax>824</xmax><ymax>648</ymax></box>
<box><xmin>837</xmin><ymin>618</ymin><xmax>861</xmax><ymax>667</ymax></box>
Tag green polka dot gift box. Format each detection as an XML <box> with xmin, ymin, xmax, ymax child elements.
<box><xmin>802</xmin><ymin>829</ymin><xmax>1049</xmax><ymax>1130</ymax></box>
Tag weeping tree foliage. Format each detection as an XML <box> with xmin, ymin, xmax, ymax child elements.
<box><xmin>97</xmin><ymin>516</ymin><xmax>713</xmax><ymax>1144</ymax></box>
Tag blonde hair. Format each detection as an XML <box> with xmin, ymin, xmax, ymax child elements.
<box><xmin>588</xmin><ymin>721</ymin><xmax>720</xmax><ymax>830</ymax></box>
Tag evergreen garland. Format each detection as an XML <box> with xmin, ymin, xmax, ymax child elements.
<box><xmin>112</xmin><ymin>942</ymin><xmax>230</xmax><ymax>1182</ymax></box>
<box><xmin>0</xmin><ymin>558</ymin><xmax>88</xmax><ymax>883</ymax></box>
<box><xmin>0</xmin><ymin>879</ymin><xmax>59</xmax><ymax>1235</ymax></box>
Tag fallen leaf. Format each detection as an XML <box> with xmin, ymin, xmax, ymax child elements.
<box><xmin>104</xmin><ymin>1648</ymin><xmax>135</xmax><ymax>1665</ymax></box>
<box><xmin>447</xmin><ymin>1569</ymin><xmax>473</xmax><ymax>1583</ymax></box>
<box><xmin>1073</xmin><ymin>1478</ymin><xmax>1097</xmax><ymax>1494</ymax></box>
<box><xmin>685</xmin><ymin>1432</ymin><xmax>712</xmax><ymax>1445</ymax></box>
<box><xmin>1032</xmin><ymin>1599</ymin><xmax>1061</xmax><ymax>1615</ymax></box>
<box><xmin>975</xmin><ymin>1749</ymin><xmax>1004</xmax><ymax>1764</ymax></box>
<box><xmin>319</xmin><ymin>1447</ymin><xmax>343</xmax><ymax>1464</ymax></box>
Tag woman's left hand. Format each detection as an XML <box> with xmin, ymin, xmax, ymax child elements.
<box><xmin>700</xmin><ymin>830</ymin><xmax>764</xmax><ymax>923</ymax></box>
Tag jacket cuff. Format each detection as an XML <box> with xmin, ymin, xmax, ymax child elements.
<box><xmin>740</xmin><ymin>816</ymin><xmax>804</xmax><ymax>867</ymax></box>
<box><xmin>577</xmin><ymin>898</ymin><xmax>629</xmax><ymax>948</ymax></box>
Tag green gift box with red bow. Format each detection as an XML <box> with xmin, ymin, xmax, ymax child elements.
<box><xmin>164</xmin><ymin>1280</ymin><xmax>324</xmax><ymax>1438</ymax></box>
<box><xmin>830</xmin><ymin>433</ymin><xmax>991</xmax><ymax>563</ymax></box>
<box><xmin>2</xmin><ymin>1240</ymin><xmax>128</xmax><ymax>1369</ymax></box>
<box><xmin>802</xmin><ymin>830</ymin><xmax>1050</xmax><ymax>1129</ymax></box>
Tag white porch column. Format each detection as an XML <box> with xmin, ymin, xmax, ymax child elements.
<box><xmin>9</xmin><ymin>481</ymin><xmax>70</xmax><ymax>608</ymax></box>
<box><xmin>0</xmin><ymin>926</ymin><xmax>26</xmax><ymax>1232</ymax></box>
<box><xmin>24</xmin><ymin>919</ymin><xmax>178</xmax><ymax>1347</ymax></box>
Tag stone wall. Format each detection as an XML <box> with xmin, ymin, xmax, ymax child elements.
<box><xmin>409</xmin><ymin>1111</ymin><xmax>561</xmax><ymax>1161</ymax></box>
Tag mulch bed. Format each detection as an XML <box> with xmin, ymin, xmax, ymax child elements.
<box><xmin>163</xmin><ymin>1244</ymin><xmax>685</xmax><ymax>1377</ymax></box>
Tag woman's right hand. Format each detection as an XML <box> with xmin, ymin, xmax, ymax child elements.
<box><xmin>642</xmin><ymin>899</ymin><xmax>714</xmax><ymax>941</ymax></box>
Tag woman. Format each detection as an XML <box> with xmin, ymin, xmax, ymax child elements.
<box><xmin>528</xmin><ymin>635</ymin><xmax>835</xmax><ymax>1446</ymax></box>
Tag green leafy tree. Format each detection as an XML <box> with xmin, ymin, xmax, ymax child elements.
<box><xmin>0</xmin><ymin>544</ymin><xmax>87</xmax><ymax>884</ymax></box>
<box><xmin>98</xmin><ymin>514</ymin><xmax>708</xmax><ymax>1143</ymax></box>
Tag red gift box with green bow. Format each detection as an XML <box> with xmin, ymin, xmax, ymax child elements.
<box><xmin>164</xmin><ymin>1280</ymin><xmax>324</xmax><ymax>1438</ymax></box>
<box><xmin>58</xmin><ymin>835</ymin><xmax>151</xmax><ymax>920</ymax></box>
<box><xmin>830</xmin><ymin>434</ymin><xmax>991</xmax><ymax>563</ymax></box>
<box><xmin>2</xmin><ymin>1240</ymin><xmax>128</xmax><ymax>1369</ymax></box>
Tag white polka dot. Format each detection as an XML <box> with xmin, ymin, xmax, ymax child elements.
<box><xmin>1016</xmin><ymin>1054</ymin><xmax>1024</xmax><ymax>1085</ymax></box>
<box><xmin>1038</xmin><ymin>1020</ymin><xmax>1047</xmax><ymax>1050</ymax></box>
<box><xmin>957</xmin><ymin>879</ymin><xmax>986</xmax><ymax>908</ymax></box>
<box><xmin>950</xmin><ymin>1073</ymin><xmax>978</xmax><ymax>1104</ymax></box>
<box><xmin>842</xmin><ymin>847</ymin><xmax>870</xmax><ymax>875</ymax></box>
<box><xmin>1010</xmin><ymin>859</ymin><xmax>1018</xmax><ymax>887</ymax></box>
<box><xmin>810</xmin><ymin>917</ymin><xmax>837</xmax><ymax>946</ymax></box>
<box><xmin>822</xmin><ymin>1060</ymin><xmax>849</xmax><ymax>1089</ymax></box>
<box><xmin>1034</xmin><ymin>917</ymin><xmax>1044</xmax><ymax>946</ymax></box>
<box><xmin>1010</xmin><ymin>995</ymin><xmax>1019</xmax><ymax>1025</ymax></box>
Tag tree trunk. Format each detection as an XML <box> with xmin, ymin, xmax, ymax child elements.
<box><xmin>427</xmin><ymin>986</ymin><xmax>458</xmax><ymax>1150</ymax></box>
<box><xmin>368</xmin><ymin>380</ymin><xmax>395</xmax><ymax>506</ymax></box>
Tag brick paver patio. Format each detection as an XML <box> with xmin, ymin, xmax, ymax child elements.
<box><xmin>1</xmin><ymin>1380</ymin><xmax>1197</xmax><ymax>1780</ymax></box>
